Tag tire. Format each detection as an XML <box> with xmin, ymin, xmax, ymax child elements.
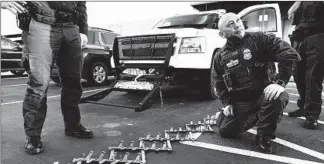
<box><xmin>10</xmin><ymin>70</ymin><xmax>25</xmax><ymax>76</ymax></box>
<box><xmin>200</xmin><ymin>54</ymin><xmax>218</xmax><ymax>100</ymax></box>
<box><xmin>88</xmin><ymin>62</ymin><xmax>109</xmax><ymax>85</ymax></box>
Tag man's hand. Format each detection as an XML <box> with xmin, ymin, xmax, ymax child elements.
<box><xmin>80</xmin><ymin>33</ymin><xmax>88</xmax><ymax>48</ymax></box>
<box><xmin>264</xmin><ymin>83</ymin><xmax>285</xmax><ymax>101</ymax></box>
<box><xmin>223</xmin><ymin>105</ymin><xmax>234</xmax><ymax>117</ymax></box>
<box><xmin>1</xmin><ymin>2</ymin><xmax>27</xmax><ymax>15</ymax></box>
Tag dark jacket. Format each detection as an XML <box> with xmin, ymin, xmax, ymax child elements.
<box><xmin>296</xmin><ymin>2</ymin><xmax>324</xmax><ymax>30</ymax></box>
<box><xmin>214</xmin><ymin>32</ymin><xmax>300</xmax><ymax>106</ymax></box>
<box><xmin>28</xmin><ymin>1</ymin><xmax>88</xmax><ymax>35</ymax></box>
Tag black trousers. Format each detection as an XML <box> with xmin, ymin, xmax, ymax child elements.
<box><xmin>292</xmin><ymin>40</ymin><xmax>306</xmax><ymax>109</ymax></box>
<box><xmin>22</xmin><ymin>19</ymin><xmax>83</xmax><ymax>137</ymax></box>
<box><xmin>217</xmin><ymin>92</ymin><xmax>289</xmax><ymax>138</ymax></box>
<box><xmin>299</xmin><ymin>33</ymin><xmax>324</xmax><ymax>118</ymax></box>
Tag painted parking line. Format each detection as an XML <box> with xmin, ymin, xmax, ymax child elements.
<box><xmin>181</xmin><ymin>141</ymin><xmax>324</xmax><ymax>164</ymax></box>
<box><xmin>289</xmin><ymin>100</ymin><xmax>324</xmax><ymax>110</ymax></box>
<box><xmin>1</xmin><ymin>88</ymin><xmax>105</xmax><ymax>105</ymax></box>
<box><xmin>287</xmin><ymin>92</ymin><xmax>324</xmax><ymax>99</ymax></box>
<box><xmin>285</xmin><ymin>87</ymin><xmax>324</xmax><ymax>97</ymax></box>
<box><xmin>248</xmin><ymin>129</ymin><xmax>324</xmax><ymax>161</ymax></box>
<box><xmin>283</xmin><ymin>112</ymin><xmax>324</xmax><ymax>125</ymax></box>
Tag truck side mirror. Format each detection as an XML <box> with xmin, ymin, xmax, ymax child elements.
<box><xmin>212</xmin><ymin>17</ymin><xmax>220</xmax><ymax>29</ymax></box>
<box><xmin>243</xmin><ymin>20</ymin><xmax>248</xmax><ymax>29</ymax></box>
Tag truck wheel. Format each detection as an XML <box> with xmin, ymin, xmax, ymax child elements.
<box><xmin>10</xmin><ymin>70</ymin><xmax>25</xmax><ymax>76</ymax></box>
<box><xmin>200</xmin><ymin>55</ymin><xmax>218</xmax><ymax>100</ymax></box>
<box><xmin>88</xmin><ymin>62</ymin><xmax>109</xmax><ymax>85</ymax></box>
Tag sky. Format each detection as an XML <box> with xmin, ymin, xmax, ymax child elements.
<box><xmin>1</xmin><ymin>2</ymin><xmax>197</xmax><ymax>35</ymax></box>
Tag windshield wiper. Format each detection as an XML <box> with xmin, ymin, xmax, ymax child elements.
<box><xmin>158</xmin><ymin>24</ymin><xmax>207</xmax><ymax>29</ymax></box>
<box><xmin>157</xmin><ymin>25</ymin><xmax>182</xmax><ymax>29</ymax></box>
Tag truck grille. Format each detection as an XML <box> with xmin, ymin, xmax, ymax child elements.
<box><xmin>116</xmin><ymin>34</ymin><xmax>175</xmax><ymax>60</ymax></box>
<box><xmin>1</xmin><ymin>51</ymin><xmax>22</xmax><ymax>59</ymax></box>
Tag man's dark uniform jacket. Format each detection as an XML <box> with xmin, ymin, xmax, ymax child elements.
<box><xmin>214</xmin><ymin>32</ymin><xmax>300</xmax><ymax>106</ymax></box>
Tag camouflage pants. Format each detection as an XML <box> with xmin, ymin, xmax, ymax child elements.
<box><xmin>22</xmin><ymin>18</ymin><xmax>83</xmax><ymax>137</ymax></box>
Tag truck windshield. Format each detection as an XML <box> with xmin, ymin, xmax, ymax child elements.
<box><xmin>155</xmin><ymin>14</ymin><xmax>217</xmax><ymax>29</ymax></box>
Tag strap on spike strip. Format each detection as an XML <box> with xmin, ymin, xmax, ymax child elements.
<box><xmin>67</xmin><ymin>112</ymin><xmax>220</xmax><ymax>164</ymax></box>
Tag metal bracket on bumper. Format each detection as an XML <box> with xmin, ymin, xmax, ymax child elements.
<box><xmin>79</xmin><ymin>80</ymin><xmax>161</xmax><ymax>112</ymax></box>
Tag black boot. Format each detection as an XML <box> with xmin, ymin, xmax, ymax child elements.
<box><xmin>255</xmin><ymin>135</ymin><xmax>274</xmax><ymax>154</ymax></box>
<box><xmin>24</xmin><ymin>136</ymin><xmax>44</xmax><ymax>155</ymax></box>
<box><xmin>65</xmin><ymin>124</ymin><xmax>93</xmax><ymax>139</ymax></box>
<box><xmin>288</xmin><ymin>108</ymin><xmax>304</xmax><ymax>117</ymax></box>
<box><xmin>303</xmin><ymin>117</ymin><xmax>319</xmax><ymax>130</ymax></box>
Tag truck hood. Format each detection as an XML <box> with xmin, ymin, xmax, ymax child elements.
<box><xmin>122</xmin><ymin>28</ymin><xmax>218</xmax><ymax>38</ymax></box>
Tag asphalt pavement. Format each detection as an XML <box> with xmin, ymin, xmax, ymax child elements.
<box><xmin>1</xmin><ymin>73</ymin><xmax>324</xmax><ymax>164</ymax></box>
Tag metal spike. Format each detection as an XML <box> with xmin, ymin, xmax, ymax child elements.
<box><xmin>162</xmin><ymin>141</ymin><xmax>167</xmax><ymax>149</ymax></box>
<box><xmin>175</xmin><ymin>132</ymin><xmax>180</xmax><ymax>140</ymax></box>
<box><xmin>186</xmin><ymin>132</ymin><xmax>194</xmax><ymax>140</ymax></box>
<box><xmin>108</xmin><ymin>150</ymin><xmax>116</xmax><ymax>161</ymax></box>
<box><xmin>151</xmin><ymin>141</ymin><xmax>156</xmax><ymax>149</ymax></box>
<box><xmin>190</xmin><ymin>120</ymin><xmax>194</xmax><ymax>125</ymax></box>
<box><xmin>167</xmin><ymin>140</ymin><xmax>172</xmax><ymax>150</ymax></box>
<box><xmin>146</xmin><ymin>132</ymin><xmax>151</xmax><ymax>139</ymax></box>
<box><xmin>200</xmin><ymin>125</ymin><xmax>206</xmax><ymax>131</ymax></box>
<box><xmin>97</xmin><ymin>151</ymin><xmax>105</xmax><ymax>161</ymax></box>
<box><xmin>72</xmin><ymin>157</ymin><xmax>85</xmax><ymax>164</ymax></box>
<box><xmin>139</xmin><ymin>140</ymin><xmax>145</xmax><ymax>148</ymax></box>
<box><xmin>164</xmin><ymin>130</ymin><xmax>170</xmax><ymax>139</ymax></box>
<box><xmin>156</xmin><ymin>132</ymin><xmax>161</xmax><ymax>140</ymax></box>
<box><xmin>207</xmin><ymin>125</ymin><xmax>213</xmax><ymax>131</ymax></box>
<box><xmin>118</xmin><ymin>140</ymin><xmax>124</xmax><ymax>149</ymax></box>
<box><xmin>203</xmin><ymin>118</ymin><xmax>207</xmax><ymax>124</ymax></box>
<box><xmin>196</xmin><ymin>125</ymin><xmax>201</xmax><ymax>131</ymax></box>
<box><xmin>129</xmin><ymin>141</ymin><xmax>135</xmax><ymax>148</ymax></box>
<box><xmin>178</xmin><ymin>126</ymin><xmax>182</xmax><ymax>132</ymax></box>
<box><xmin>170</xmin><ymin>127</ymin><xmax>174</xmax><ymax>132</ymax></box>
<box><xmin>122</xmin><ymin>152</ymin><xmax>129</xmax><ymax>161</ymax></box>
<box><xmin>198</xmin><ymin>121</ymin><xmax>202</xmax><ymax>125</ymax></box>
<box><xmin>207</xmin><ymin>115</ymin><xmax>210</xmax><ymax>119</ymax></box>
<box><xmin>186</xmin><ymin>125</ymin><xmax>191</xmax><ymax>131</ymax></box>
<box><xmin>85</xmin><ymin>151</ymin><xmax>94</xmax><ymax>160</ymax></box>
<box><xmin>135</xmin><ymin>152</ymin><xmax>141</xmax><ymax>161</ymax></box>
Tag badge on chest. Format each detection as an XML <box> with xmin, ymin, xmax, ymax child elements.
<box><xmin>226</xmin><ymin>59</ymin><xmax>239</xmax><ymax>68</ymax></box>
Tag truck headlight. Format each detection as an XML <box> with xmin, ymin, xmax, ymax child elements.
<box><xmin>179</xmin><ymin>37</ymin><xmax>206</xmax><ymax>54</ymax></box>
<box><xmin>1</xmin><ymin>37</ymin><xmax>21</xmax><ymax>50</ymax></box>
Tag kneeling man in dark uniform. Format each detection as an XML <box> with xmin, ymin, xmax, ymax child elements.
<box><xmin>213</xmin><ymin>13</ymin><xmax>300</xmax><ymax>154</ymax></box>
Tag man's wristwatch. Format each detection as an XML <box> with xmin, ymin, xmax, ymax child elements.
<box><xmin>274</xmin><ymin>80</ymin><xmax>286</xmax><ymax>87</ymax></box>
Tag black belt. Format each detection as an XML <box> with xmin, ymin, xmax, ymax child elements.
<box><xmin>28</xmin><ymin>4</ymin><xmax>75</xmax><ymax>25</ymax></box>
<box><xmin>32</xmin><ymin>13</ymin><xmax>75</xmax><ymax>26</ymax></box>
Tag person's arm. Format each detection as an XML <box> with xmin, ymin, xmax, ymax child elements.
<box><xmin>256</xmin><ymin>32</ymin><xmax>301</xmax><ymax>87</ymax></box>
<box><xmin>214</xmin><ymin>51</ymin><xmax>231</xmax><ymax>106</ymax></box>
<box><xmin>75</xmin><ymin>1</ymin><xmax>88</xmax><ymax>36</ymax></box>
<box><xmin>1</xmin><ymin>2</ymin><xmax>26</xmax><ymax>15</ymax></box>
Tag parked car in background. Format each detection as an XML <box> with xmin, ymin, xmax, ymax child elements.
<box><xmin>50</xmin><ymin>27</ymin><xmax>119</xmax><ymax>85</ymax></box>
<box><xmin>1</xmin><ymin>34</ymin><xmax>26</xmax><ymax>76</ymax></box>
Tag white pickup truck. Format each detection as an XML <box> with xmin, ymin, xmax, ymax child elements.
<box><xmin>111</xmin><ymin>1</ymin><xmax>295</xmax><ymax>100</ymax></box>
